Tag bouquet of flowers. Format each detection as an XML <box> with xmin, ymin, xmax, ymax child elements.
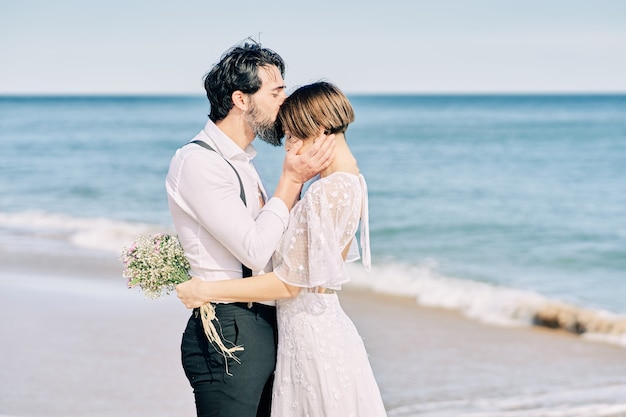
<box><xmin>121</xmin><ymin>233</ymin><xmax>190</xmax><ymax>298</ymax></box>
<box><xmin>120</xmin><ymin>233</ymin><xmax>243</xmax><ymax>372</ymax></box>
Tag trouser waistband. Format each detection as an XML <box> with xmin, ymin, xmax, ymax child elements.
<box><xmin>193</xmin><ymin>302</ymin><xmax>276</xmax><ymax>317</ymax></box>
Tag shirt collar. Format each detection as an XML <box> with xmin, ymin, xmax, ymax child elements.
<box><xmin>201</xmin><ymin>119</ymin><xmax>258</xmax><ymax>161</ymax></box>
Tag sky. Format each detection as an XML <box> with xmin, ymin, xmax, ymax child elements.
<box><xmin>1</xmin><ymin>0</ymin><xmax>625</xmax><ymax>95</ymax></box>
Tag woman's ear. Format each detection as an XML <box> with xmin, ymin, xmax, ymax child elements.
<box><xmin>231</xmin><ymin>91</ymin><xmax>248</xmax><ymax>111</ymax></box>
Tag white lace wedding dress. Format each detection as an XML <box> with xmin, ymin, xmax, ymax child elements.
<box><xmin>270</xmin><ymin>172</ymin><xmax>387</xmax><ymax>417</ymax></box>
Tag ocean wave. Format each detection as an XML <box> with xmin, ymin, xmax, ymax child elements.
<box><xmin>2</xmin><ymin>210</ymin><xmax>624</xmax><ymax>349</ymax></box>
<box><xmin>0</xmin><ymin>210</ymin><xmax>170</xmax><ymax>254</ymax></box>
<box><xmin>345</xmin><ymin>261</ymin><xmax>626</xmax><ymax>349</ymax></box>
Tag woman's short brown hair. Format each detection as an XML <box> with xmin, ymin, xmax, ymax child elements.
<box><xmin>278</xmin><ymin>81</ymin><xmax>355</xmax><ymax>140</ymax></box>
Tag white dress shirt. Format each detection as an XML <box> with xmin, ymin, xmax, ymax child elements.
<box><xmin>166</xmin><ymin>120</ymin><xmax>290</xmax><ymax>304</ymax></box>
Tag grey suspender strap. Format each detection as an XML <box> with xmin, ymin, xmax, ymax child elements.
<box><xmin>188</xmin><ymin>139</ymin><xmax>253</xmax><ymax>278</ymax></box>
<box><xmin>190</xmin><ymin>139</ymin><xmax>246</xmax><ymax>205</ymax></box>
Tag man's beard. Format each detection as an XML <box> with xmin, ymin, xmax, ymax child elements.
<box><xmin>246</xmin><ymin>102</ymin><xmax>284</xmax><ymax>147</ymax></box>
<box><xmin>256</xmin><ymin>122</ymin><xmax>283</xmax><ymax>147</ymax></box>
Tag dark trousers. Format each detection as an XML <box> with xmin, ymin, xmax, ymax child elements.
<box><xmin>181</xmin><ymin>303</ymin><xmax>278</xmax><ymax>417</ymax></box>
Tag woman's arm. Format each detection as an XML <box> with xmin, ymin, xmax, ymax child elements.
<box><xmin>176</xmin><ymin>273</ymin><xmax>301</xmax><ymax>309</ymax></box>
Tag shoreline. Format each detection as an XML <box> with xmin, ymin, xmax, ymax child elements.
<box><xmin>3</xmin><ymin>222</ymin><xmax>626</xmax><ymax>348</ymax></box>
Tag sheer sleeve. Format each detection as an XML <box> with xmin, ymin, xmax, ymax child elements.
<box><xmin>272</xmin><ymin>174</ymin><xmax>367</xmax><ymax>289</ymax></box>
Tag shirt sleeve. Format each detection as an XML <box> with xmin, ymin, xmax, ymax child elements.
<box><xmin>167</xmin><ymin>147</ymin><xmax>289</xmax><ymax>271</ymax></box>
<box><xmin>272</xmin><ymin>175</ymin><xmax>363</xmax><ymax>289</ymax></box>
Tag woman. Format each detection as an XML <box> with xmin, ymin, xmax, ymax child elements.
<box><xmin>176</xmin><ymin>81</ymin><xmax>387</xmax><ymax>417</ymax></box>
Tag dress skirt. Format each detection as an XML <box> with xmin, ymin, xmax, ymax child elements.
<box><xmin>271</xmin><ymin>291</ymin><xmax>388</xmax><ymax>417</ymax></box>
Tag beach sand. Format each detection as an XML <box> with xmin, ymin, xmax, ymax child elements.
<box><xmin>2</xmin><ymin>246</ymin><xmax>626</xmax><ymax>417</ymax></box>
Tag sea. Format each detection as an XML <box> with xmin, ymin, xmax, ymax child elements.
<box><xmin>1</xmin><ymin>94</ymin><xmax>625</xmax><ymax>415</ymax></box>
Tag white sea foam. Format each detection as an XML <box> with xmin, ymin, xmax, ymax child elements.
<box><xmin>346</xmin><ymin>261</ymin><xmax>626</xmax><ymax>349</ymax></box>
<box><xmin>346</xmin><ymin>261</ymin><xmax>547</xmax><ymax>326</ymax></box>
<box><xmin>0</xmin><ymin>210</ymin><xmax>170</xmax><ymax>254</ymax></box>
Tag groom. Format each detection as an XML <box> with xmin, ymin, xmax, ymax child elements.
<box><xmin>166</xmin><ymin>41</ymin><xmax>335</xmax><ymax>417</ymax></box>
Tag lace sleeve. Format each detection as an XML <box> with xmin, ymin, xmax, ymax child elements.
<box><xmin>272</xmin><ymin>174</ymin><xmax>364</xmax><ymax>289</ymax></box>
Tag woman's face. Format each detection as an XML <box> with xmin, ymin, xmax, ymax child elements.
<box><xmin>284</xmin><ymin>131</ymin><xmax>315</xmax><ymax>154</ymax></box>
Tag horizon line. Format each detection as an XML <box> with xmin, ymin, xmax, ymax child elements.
<box><xmin>2</xmin><ymin>91</ymin><xmax>626</xmax><ymax>97</ymax></box>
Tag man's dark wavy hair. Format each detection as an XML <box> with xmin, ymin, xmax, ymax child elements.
<box><xmin>204</xmin><ymin>41</ymin><xmax>285</xmax><ymax>122</ymax></box>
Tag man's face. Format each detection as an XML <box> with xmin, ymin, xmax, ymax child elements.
<box><xmin>245</xmin><ymin>65</ymin><xmax>287</xmax><ymax>146</ymax></box>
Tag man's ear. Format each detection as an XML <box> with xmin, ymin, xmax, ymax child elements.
<box><xmin>231</xmin><ymin>91</ymin><xmax>248</xmax><ymax>111</ymax></box>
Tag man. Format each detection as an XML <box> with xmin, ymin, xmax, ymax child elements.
<box><xmin>165</xmin><ymin>41</ymin><xmax>334</xmax><ymax>417</ymax></box>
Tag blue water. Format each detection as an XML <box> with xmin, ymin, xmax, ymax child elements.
<box><xmin>1</xmin><ymin>94</ymin><xmax>625</xmax><ymax>326</ymax></box>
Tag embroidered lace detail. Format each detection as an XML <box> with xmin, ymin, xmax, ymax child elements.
<box><xmin>271</xmin><ymin>293</ymin><xmax>387</xmax><ymax>417</ymax></box>
<box><xmin>272</xmin><ymin>173</ymin><xmax>370</xmax><ymax>290</ymax></box>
